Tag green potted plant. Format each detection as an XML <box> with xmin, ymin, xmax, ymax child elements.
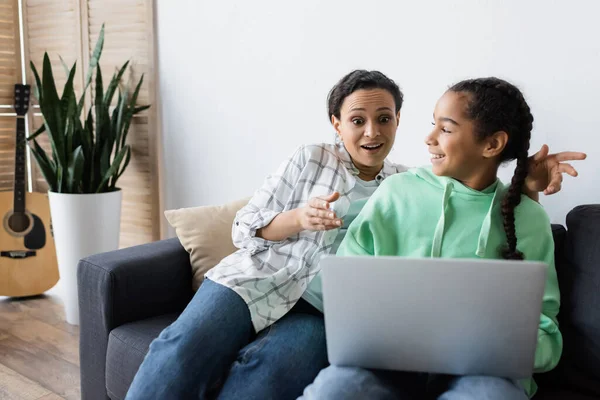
<box><xmin>29</xmin><ymin>24</ymin><xmax>149</xmax><ymax>325</ymax></box>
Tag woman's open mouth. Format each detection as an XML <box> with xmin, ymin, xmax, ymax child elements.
<box><xmin>361</xmin><ymin>143</ymin><xmax>384</xmax><ymax>153</ymax></box>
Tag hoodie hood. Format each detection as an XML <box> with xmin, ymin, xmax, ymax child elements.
<box><xmin>408</xmin><ymin>167</ymin><xmax>505</xmax><ymax>258</ymax></box>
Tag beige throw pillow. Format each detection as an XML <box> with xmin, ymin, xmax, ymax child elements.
<box><xmin>164</xmin><ymin>197</ymin><xmax>251</xmax><ymax>290</ymax></box>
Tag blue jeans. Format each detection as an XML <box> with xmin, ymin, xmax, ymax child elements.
<box><xmin>125</xmin><ymin>279</ymin><xmax>327</xmax><ymax>400</ymax></box>
<box><xmin>298</xmin><ymin>366</ymin><xmax>528</xmax><ymax>400</ymax></box>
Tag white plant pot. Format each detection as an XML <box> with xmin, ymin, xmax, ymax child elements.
<box><xmin>48</xmin><ymin>190</ymin><xmax>122</xmax><ymax>325</ymax></box>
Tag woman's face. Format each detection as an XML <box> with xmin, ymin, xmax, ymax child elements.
<box><xmin>332</xmin><ymin>89</ymin><xmax>400</xmax><ymax>179</ymax></box>
<box><xmin>426</xmin><ymin>90</ymin><xmax>502</xmax><ymax>188</ymax></box>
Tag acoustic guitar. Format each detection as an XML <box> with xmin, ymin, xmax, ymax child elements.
<box><xmin>0</xmin><ymin>84</ymin><xmax>58</xmax><ymax>297</ymax></box>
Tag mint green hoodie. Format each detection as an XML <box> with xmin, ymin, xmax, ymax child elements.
<box><xmin>336</xmin><ymin>167</ymin><xmax>563</xmax><ymax>398</ymax></box>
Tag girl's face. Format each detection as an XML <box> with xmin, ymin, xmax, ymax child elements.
<box><xmin>332</xmin><ymin>89</ymin><xmax>400</xmax><ymax>180</ymax></box>
<box><xmin>426</xmin><ymin>91</ymin><xmax>505</xmax><ymax>189</ymax></box>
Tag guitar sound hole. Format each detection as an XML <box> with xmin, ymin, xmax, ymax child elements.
<box><xmin>8</xmin><ymin>212</ymin><xmax>30</xmax><ymax>233</ymax></box>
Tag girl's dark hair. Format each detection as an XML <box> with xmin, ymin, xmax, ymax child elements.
<box><xmin>449</xmin><ymin>77</ymin><xmax>533</xmax><ymax>260</ymax></box>
<box><xmin>327</xmin><ymin>70</ymin><xmax>404</xmax><ymax>121</ymax></box>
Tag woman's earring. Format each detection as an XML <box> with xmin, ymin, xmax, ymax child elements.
<box><xmin>334</xmin><ymin>134</ymin><xmax>343</xmax><ymax>145</ymax></box>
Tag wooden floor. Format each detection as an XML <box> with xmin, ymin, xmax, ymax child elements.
<box><xmin>0</xmin><ymin>293</ymin><xmax>80</xmax><ymax>400</ymax></box>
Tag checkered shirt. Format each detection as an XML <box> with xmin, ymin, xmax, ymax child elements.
<box><xmin>205</xmin><ymin>142</ymin><xmax>408</xmax><ymax>332</ymax></box>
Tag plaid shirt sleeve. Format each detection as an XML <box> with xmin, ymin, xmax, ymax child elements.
<box><xmin>232</xmin><ymin>145</ymin><xmax>306</xmax><ymax>254</ymax></box>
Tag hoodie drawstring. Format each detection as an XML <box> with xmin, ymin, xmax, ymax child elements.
<box><xmin>431</xmin><ymin>181</ymin><xmax>453</xmax><ymax>257</ymax></box>
<box><xmin>476</xmin><ymin>182</ymin><xmax>502</xmax><ymax>257</ymax></box>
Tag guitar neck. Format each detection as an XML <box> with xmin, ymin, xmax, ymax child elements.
<box><xmin>13</xmin><ymin>117</ymin><xmax>26</xmax><ymax>213</ymax></box>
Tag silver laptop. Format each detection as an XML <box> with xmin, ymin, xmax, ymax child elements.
<box><xmin>321</xmin><ymin>255</ymin><xmax>547</xmax><ymax>379</ymax></box>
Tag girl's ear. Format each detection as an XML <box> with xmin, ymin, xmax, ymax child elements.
<box><xmin>483</xmin><ymin>131</ymin><xmax>508</xmax><ymax>158</ymax></box>
<box><xmin>396</xmin><ymin>111</ymin><xmax>401</xmax><ymax>127</ymax></box>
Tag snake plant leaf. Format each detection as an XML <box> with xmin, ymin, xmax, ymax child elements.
<box><xmin>80</xmin><ymin>109</ymin><xmax>93</xmax><ymax>169</ymax></box>
<box><xmin>93</xmin><ymin>64</ymin><xmax>107</xmax><ymax>185</ymax></box>
<box><xmin>114</xmin><ymin>86</ymin><xmax>128</xmax><ymax>155</ymax></box>
<box><xmin>59</xmin><ymin>55</ymin><xmax>70</xmax><ymax>79</ymax></box>
<box><xmin>30</xmin><ymin>138</ymin><xmax>57</xmax><ymax>191</ymax></box>
<box><xmin>110</xmin><ymin>94</ymin><xmax>120</xmax><ymax>153</ymax></box>
<box><xmin>94</xmin><ymin>59</ymin><xmax>104</xmax><ymax>108</ymax></box>
<box><xmin>56</xmin><ymin>162</ymin><xmax>64</xmax><ymax>193</ymax></box>
<box><xmin>63</xmin><ymin>71</ymin><xmax>78</xmax><ymax>164</ymax></box>
<box><xmin>76</xmin><ymin>87</ymin><xmax>87</xmax><ymax>117</ymax></box>
<box><xmin>30</xmin><ymin>61</ymin><xmax>42</xmax><ymax>103</ymax></box>
<box><xmin>71</xmin><ymin>120</ymin><xmax>83</xmax><ymax>153</ymax></box>
<box><xmin>83</xmin><ymin>23</ymin><xmax>104</xmax><ymax>96</ymax></box>
<box><xmin>77</xmin><ymin>25</ymin><xmax>105</xmax><ymax>115</ymax></box>
<box><xmin>99</xmin><ymin>139</ymin><xmax>112</xmax><ymax>185</ymax></box>
<box><xmin>41</xmin><ymin>53</ymin><xmax>66</xmax><ymax>170</ymax></box>
<box><xmin>83</xmin><ymin>108</ymin><xmax>94</xmax><ymax>152</ymax></box>
<box><xmin>120</xmin><ymin>74</ymin><xmax>146</xmax><ymax>149</ymax></box>
<box><xmin>60</xmin><ymin>62</ymin><xmax>77</xmax><ymax>116</ymax></box>
<box><xmin>100</xmin><ymin>119</ymin><xmax>115</xmax><ymax>183</ymax></box>
<box><xmin>67</xmin><ymin>146</ymin><xmax>85</xmax><ymax>192</ymax></box>
<box><xmin>27</xmin><ymin>124</ymin><xmax>45</xmax><ymax>141</ymax></box>
<box><xmin>112</xmin><ymin>144</ymin><xmax>131</xmax><ymax>187</ymax></box>
<box><xmin>84</xmin><ymin>108</ymin><xmax>95</xmax><ymax>191</ymax></box>
<box><xmin>96</xmin><ymin>145</ymin><xmax>128</xmax><ymax>193</ymax></box>
<box><xmin>104</xmin><ymin>60</ymin><xmax>129</xmax><ymax>106</ymax></box>
<box><xmin>65</xmin><ymin>117</ymin><xmax>73</xmax><ymax>166</ymax></box>
<box><xmin>133</xmin><ymin>105</ymin><xmax>151</xmax><ymax>114</ymax></box>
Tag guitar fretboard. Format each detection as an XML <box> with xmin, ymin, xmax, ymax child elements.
<box><xmin>13</xmin><ymin>117</ymin><xmax>26</xmax><ymax>213</ymax></box>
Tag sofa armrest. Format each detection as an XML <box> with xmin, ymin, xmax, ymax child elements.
<box><xmin>77</xmin><ymin>238</ymin><xmax>194</xmax><ymax>400</ymax></box>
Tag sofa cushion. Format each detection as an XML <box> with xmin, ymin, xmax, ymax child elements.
<box><xmin>559</xmin><ymin>205</ymin><xmax>600</xmax><ymax>397</ymax></box>
<box><xmin>164</xmin><ymin>197</ymin><xmax>250</xmax><ymax>290</ymax></box>
<box><xmin>106</xmin><ymin>313</ymin><xmax>179</xmax><ymax>400</ymax></box>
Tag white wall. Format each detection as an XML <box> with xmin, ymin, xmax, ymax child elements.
<box><xmin>156</xmin><ymin>0</ymin><xmax>599</xmax><ymax>233</ymax></box>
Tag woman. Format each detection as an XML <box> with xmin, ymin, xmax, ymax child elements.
<box><xmin>300</xmin><ymin>77</ymin><xmax>563</xmax><ymax>400</ymax></box>
<box><xmin>125</xmin><ymin>71</ymin><xmax>584</xmax><ymax>400</ymax></box>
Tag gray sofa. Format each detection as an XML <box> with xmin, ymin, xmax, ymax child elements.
<box><xmin>77</xmin><ymin>205</ymin><xmax>600</xmax><ymax>400</ymax></box>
